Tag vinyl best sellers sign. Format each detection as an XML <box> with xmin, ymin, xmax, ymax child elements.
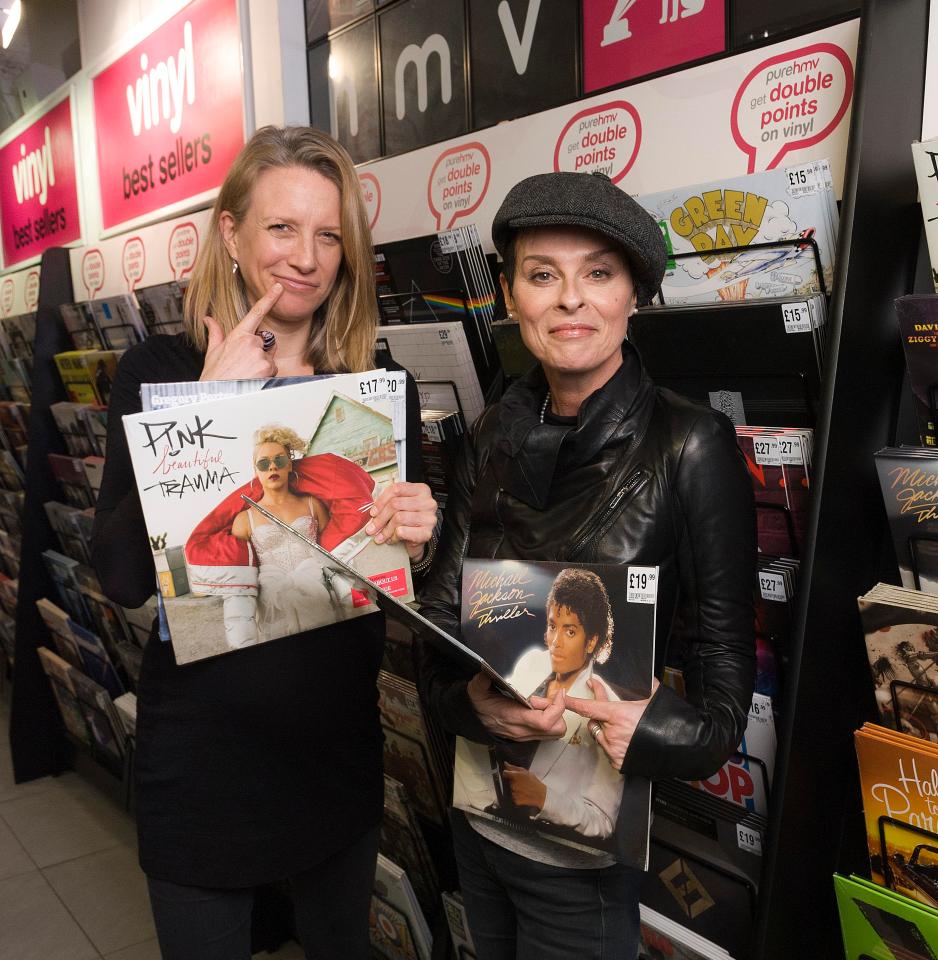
<box><xmin>0</xmin><ymin>95</ymin><xmax>82</xmax><ymax>268</ymax></box>
<box><xmin>91</xmin><ymin>0</ymin><xmax>244</xmax><ymax>231</ymax></box>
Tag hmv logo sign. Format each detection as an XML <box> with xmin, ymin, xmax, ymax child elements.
<box><xmin>126</xmin><ymin>20</ymin><xmax>195</xmax><ymax>136</ymax></box>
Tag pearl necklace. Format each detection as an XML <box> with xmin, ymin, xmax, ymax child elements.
<box><xmin>540</xmin><ymin>390</ymin><xmax>551</xmax><ymax>423</ymax></box>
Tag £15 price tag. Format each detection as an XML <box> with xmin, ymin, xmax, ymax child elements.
<box><xmin>737</xmin><ymin>824</ymin><xmax>763</xmax><ymax>855</ymax></box>
<box><xmin>784</xmin><ymin>161</ymin><xmax>822</xmax><ymax>197</ymax></box>
<box><xmin>782</xmin><ymin>301</ymin><xmax>812</xmax><ymax>334</ymax></box>
<box><xmin>753</xmin><ymin>436</ymin><xmax>782</xmax><ymax>466</ymax></box>
<box><xmin>627</xmin><ymin>567</ymin><xmax>658</xmax><ymax>604</ymax></box>
<box><xmin>759</xmin><ymin>572</ymin><xmax>787</xmax><ymax>603</ymax></box>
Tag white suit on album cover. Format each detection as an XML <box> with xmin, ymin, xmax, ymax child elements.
<box><xmin>454</xmin><ymin>648</ymin><xmax>624</xmax><ymax>843</ymax></box>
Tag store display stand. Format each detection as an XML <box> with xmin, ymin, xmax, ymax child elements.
<box><xmin>8</xmin><ymin>247</ymin><xmax>75</xmax><ymax>783</ymax></box>
<box><xmin>753</xmin><ymin>1</ymin><xmax>930</xmax><ymax>956</ymax></box>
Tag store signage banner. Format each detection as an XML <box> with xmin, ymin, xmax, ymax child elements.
<box><xmin>68</xmin><ymin>208</ymin><xmax>211</xmax><ymax>300</ymax></box>
<box><xmin>0</xmin><ymin>96</ymin><xmax>82</xmax><ymax>268</ymax></box>
<box><xmin>360</xmin><ymin>19</ymin><xmax>858</xmax><ymax>249</ymax></box>
<box><xmin>91</xmin><ymin>0</ymin><xmax>244</xmax><ymax>231</ymax></box>
<box><xmin>583</xmin><ymin>0</ymin><xmax>725</xmax><ymax>93</ymax></box>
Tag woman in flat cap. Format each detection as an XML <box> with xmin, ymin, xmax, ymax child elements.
<box><xmin>418</xmin><ymin>171</ymin><xmax>756</xmax><ymax>958</ymax></box>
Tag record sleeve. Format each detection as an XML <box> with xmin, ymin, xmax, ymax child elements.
<box><xmin>121</xmin><ymin>373</ymin><xmax>414</xmax><ymax>664</ymax></box>
<box><xmin>453</xmin><ymin>559</ymin><xmax>656</xmax><ymax>867</ymax></box>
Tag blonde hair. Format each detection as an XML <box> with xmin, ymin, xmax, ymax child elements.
<box><xmin>184</xmin><ymin>126</ymin><xmax>377</xmax><ymax>373</ymax></box>
<box><xmin>253</xmin><ymin>424</ymin><xmax>307</xmax><ymax>457</ymax></box>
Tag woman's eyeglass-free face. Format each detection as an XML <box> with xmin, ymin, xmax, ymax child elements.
<box><xmin>255</xmin><ymin>454</ymin><xmax>291</xmax><ymax>472</ymax></box>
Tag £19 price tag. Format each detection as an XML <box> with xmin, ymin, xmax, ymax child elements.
<box><xmin>782</xmin><ymin>301</ymin><xmax>812</xmax><ymax>334</ymax></box>
<box><xmin>436</xmin><ymin>230</ymin><xmax>459</xmax><ymax>253</ymax></box>
<box><xmin>627</xmin><ymin>567</ymin><xmax>658</xmax><ymax>604</ymax></box>
<box><xmin>753</xmin><ymin>436</ymin><xmax>781</xmax><ymax>466</ymax></box>
<box><xmin>737</xmin><ymin>824</ymin><xmax>763</xmax><ymax>855</ymax></box>
<box><xmin>759</xmin><ymin>572</ymin><xmax>787</xmax><ymax>603</ymax></box>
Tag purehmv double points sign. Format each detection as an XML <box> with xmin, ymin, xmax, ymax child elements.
<box><xmin>92</xmin><ymin>0</ymin><xmax>243</xmax><ymax>231</ymax></box>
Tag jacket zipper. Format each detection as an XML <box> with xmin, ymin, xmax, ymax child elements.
<box><xmin>569</xmin><ymin>469</ymin><xmax>650</xmax><ymax>559</ymax></box>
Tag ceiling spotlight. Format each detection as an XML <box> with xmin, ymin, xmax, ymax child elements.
<box><xmin>2</xmin><ymin>1</ymin><xmax>22</xmax><ymax>50</ymax></box>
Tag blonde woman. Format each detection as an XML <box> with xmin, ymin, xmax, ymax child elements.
<box><xmin>92</xmin><ymin>127</ymin><xmax>437</xmax><ymax>960</ymax></box>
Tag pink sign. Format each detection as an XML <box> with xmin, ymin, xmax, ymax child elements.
<box><xmin>0</xmin><ymin>96</ymin><xmax>82</xmax><ymax>267</ymax></box>
<box><xmin>168</xmin><ymin>221</ymin><xmax>199</xmax><ymax>279</ymax></box>
<box><xmin>427</xmin><ymin>143</ymin><xmax>491</xmax><ymax>231</ymax></box>
<box><xmin>553</xmin><ymin>101</ymin><xmax>642</xmax><ymax>184</ymax></box>
<box><xmin>122</xmin><ymin>236</ymin><xmax>146</xmax><ymax>290</ymax></box>
<box><xmin>583</xmin><ymin>0</ymin><xmax>724</xmax><ymax>93</ymax></box>
<box><xmin>81</xmin><ymin>249</ymin><xmax>105</xmax><ymax>299</ymax></box>
<box><xmin>359</xmin><ymin>173</ymin><xmax>381</xmax><ymax>230</ymax></box>
<box><xmin>92</xmin><ymin>0</ymin><xmax>244</xmax><ymax>230</ymax></box>
<box><xmin>24</xmin><ymin>270</ymin><xmax>39</xmax><ymax>309</ymax></box>
<box><xmin>731</xmin><ymin>42</ymin><xmax>854</xmax><ymax>173</ymax></box>
<box><xmin>1</xmin><ymin>279</ymin><xmax>14</xmax><ymax>317</ymax></box>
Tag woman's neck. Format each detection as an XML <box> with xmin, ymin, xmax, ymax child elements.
<box><xmin>544</xmin><ymin>352</ymin><xmax>624</xmax><ymax>418</ymax></box>
<box><xmin>259</xmin><ymin>314</ymin><xmax>314</xmax><ymax>371</ymax></box>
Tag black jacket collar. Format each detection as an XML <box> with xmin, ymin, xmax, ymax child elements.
<box><xmin>493</xmin><ymin>342</ymin><xmax>655</xmax><ymax>508</ymax></box>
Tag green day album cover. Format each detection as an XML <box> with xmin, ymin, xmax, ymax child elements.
<box><xmin>454</xmin><ymin>559</ymin><xmax>657</xmax><ymax>868</ymax></box>
<box><xmin>636</xmin><ymin>160</ymin><xmax>838</xmax><ymax>305</ymax></box>
<box><xmin>122</xmin><ymin>371</ymin><xmax>414</xmax><ymax>664</ymax></box>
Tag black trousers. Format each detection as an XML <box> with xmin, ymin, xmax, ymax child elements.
<box><xmin>146</xmin><ymin>827</ymin><xmax>379</xmax><ymax>960</ymax></box>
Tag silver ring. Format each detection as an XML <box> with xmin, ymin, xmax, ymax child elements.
<box><xmin>260</xmin><ymin>330</ymin><xmax>276</xmax><ymax>352</ymax></box>
<box><xmin>588</xmin><ymin>720</ymin><xmax>603</xmax><ymax>739</ymax></box>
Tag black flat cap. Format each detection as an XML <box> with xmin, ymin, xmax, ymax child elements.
<box><xmin>492</xmin><ymin>171</ymin><xmax>667</xmax><ymax>305</ymax></box>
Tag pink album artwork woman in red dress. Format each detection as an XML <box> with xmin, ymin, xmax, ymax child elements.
<box><xmin>185</xmin><ymin>423</ymin><xmax>376</xmax><ymax>647</ymax></box>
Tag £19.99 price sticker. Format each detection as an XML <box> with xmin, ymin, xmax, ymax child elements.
<box><xmin>627</xmin><ymin>566</ymin><xmax>658</xmax><ymax>604</ymax></box>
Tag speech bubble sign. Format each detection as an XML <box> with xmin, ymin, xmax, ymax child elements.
<box><xmin>427</xmin><ymin>142</ymin><xmax>491</xmax><ymax>231</ymax></box>
<box><xmin>168</xmin><ymin>221</ymin><xmax>199</xmax><ymax>281</ymax></box>
<box><xmin>122</xmin><ymin>236</ymin><xmax>146</xmax><ymax>291</ymax></box>
<box><xmin>81</xmin><ymin>249</ymin><xmax>105</xmax><ymax>300</ymax></box>
<box><xmin>24</xmin><ymin>271</ymin><xmax>39</xmax><ymax>310</ymax></box>
<box><xmin>553</xmin><ymin>100</ymin><xmax>642</xmax><ymax>184</ymax></box>
<box><xmin>359</xmin><ymin>173</ymin><xmax>381</xmax><ymax>230</ymax></box>
<box><xmin>1</xmin><ymin>279</ymin><xmax>14</xmax><ymax>317</ymax></box>
<box><xmin>731</xmin><ymin>42</ymin><xmax>854</xmax><ymax>173</ymax></box>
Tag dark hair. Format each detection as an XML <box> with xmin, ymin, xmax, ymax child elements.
<box><xmin>546</xmin><ymin>568</ymin><xmax>614</xmax><ymax>665</ymax></box>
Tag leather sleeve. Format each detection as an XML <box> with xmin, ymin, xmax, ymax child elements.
<box><xmin>415</xmin><ymin>414</ymin><xmax>493</xmax><ymax>744</ymax></box>
<box><xmin>622</xmin><ymin>411</ymin><xmax>757</xmax><ymax>781</ymax></box>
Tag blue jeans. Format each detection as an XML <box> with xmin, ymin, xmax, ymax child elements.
<box><xmin>450</xmin><ymin>810</ymin><xmax>643</xmax><ymax>960</ymax></box>
<box><xmin>146</xmin><ymin>826</ymin><xmax>379</xmax><ymax>960</ymax></box>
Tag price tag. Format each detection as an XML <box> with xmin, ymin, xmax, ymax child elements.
<box><xmin>627</xmin><ymin>566</ymin><xmax>658</xmax><ymax>604</ymax></box>
<box><xmin>437</xmin><ymin>230</ymin><xmax>459</xmax><ymax>253</ymax></box>
<box><xmin>778</xmin><ymin>435</ymin><xmax>803</xmax><ymax>466</ymax></box>
<box><xmin>737</xmin><ymin>824</ymin><xmax>763</xmax><ymax>855</ymax></box>
<box><xmin>784</xmin><ymin>161</ymin><xmax>822</xmax><ymax>197</ymax></box>
<box><xmin>759</xmin><ymin>572</ymin><xmax>787</xmax><ymax>603</ymax></box>
<box><xmin>753</xmin><ymin>436</ymin><xmax>781</xmax><ymax>466</ymax></box>
<box><xmin>782</xmin><ymin>300</ymin><xmax>812</xmax><ymax>333</ymax></box>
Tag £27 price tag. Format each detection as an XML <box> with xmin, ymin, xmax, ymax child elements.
<box><xmin>753</xmin><ymin>436</ymin><xmax>781</xmax><ymax>466</ymax></box>
<box><xmin>759</xmin><ymin>572</ymin><xmax>787</xmax><ymax>603</ymax></box>
<box><xmin>627</xmin><ymin>567</ymin><xmax>658</xmax><ymax>604</ymax></box>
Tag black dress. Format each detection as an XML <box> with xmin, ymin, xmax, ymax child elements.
<box><xmin>92</xmin><ymin>333</ymin><xmax>423</xmax><ymax>888</ymax></box>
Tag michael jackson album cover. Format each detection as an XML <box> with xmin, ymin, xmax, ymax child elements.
<box><xmin>453</xmin><ymin>559</ymin><xmax>656</xmax><ymax>868</ymax></box>
<box><xmin>122</xmin><ymin>371</ymin><xmax>413</xmax><ymax>664</ymax></box>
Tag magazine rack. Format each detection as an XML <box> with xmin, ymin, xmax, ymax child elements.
<box><xmin>658</xmin><ymin>235</ymin><xmax>829</xmax><ymax>305</ymax></box>
<box><xmin>753</xmin><ymin>1</ymin><xmax>933</xmax><ymax>957</ymax></box>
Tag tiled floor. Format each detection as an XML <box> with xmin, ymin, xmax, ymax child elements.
<box><xmin>0</xmin><ymin>693</ymin><xmax>305</xmax><ymax>960</ymax></box>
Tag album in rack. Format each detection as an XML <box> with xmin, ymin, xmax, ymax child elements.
<box><xmin>453</xmin><ymin>559</ymin><xmax>657</xmax><ymax>868</ymax></box>
<box><xmin>122</xmin><ymin>371</ymin><xmax>414</xmax><ymax>664</ymax></box>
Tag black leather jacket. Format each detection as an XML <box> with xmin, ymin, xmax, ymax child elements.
<box><xmin>417</xmin><ymin>343</ymin><xmax>757</xmax><ymax>782</ymax></box>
